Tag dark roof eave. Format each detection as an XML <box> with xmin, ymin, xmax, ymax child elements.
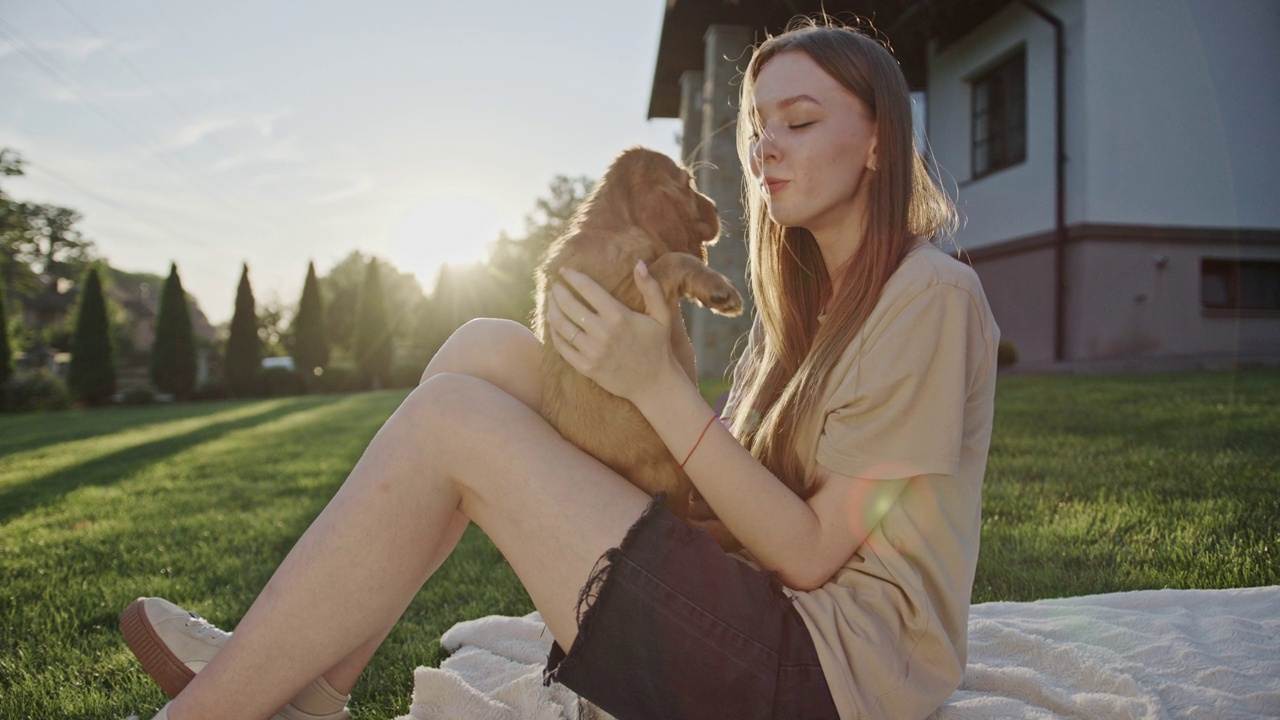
<box><xmin>647</xmin><ymin>0</ymin><xmax>1014</xmax><ymax>119</ymax></box>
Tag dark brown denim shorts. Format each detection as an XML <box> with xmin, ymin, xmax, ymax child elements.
<box><xmin>544</xmin><ymin>497</ymin><xmax>839</xmax><ymax>720</ymax></box>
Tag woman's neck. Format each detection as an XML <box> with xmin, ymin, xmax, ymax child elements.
<box><xmin>809</xmin><ymin>195</ymin><xmax>869</xmax><ymax>301</ymax></box>
<box><xmin>808</xmin><ymin>211</ymin><xmax>870</xmax><ymax>298</ymax></box>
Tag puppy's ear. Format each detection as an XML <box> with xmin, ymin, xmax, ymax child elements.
<box><xmin>591</xmin><ymin>150</ymin><xmax>645</xmax><ymax>224</ymax></box>
<box><xmin>692</xmin><ymin>191</ymin><xmax>720</xmax><ymax>244</ymax></box>
<box><xmin>630</xmin><ymin>156</ymin><xmax>687</xmax><ymax>249</ymax></box>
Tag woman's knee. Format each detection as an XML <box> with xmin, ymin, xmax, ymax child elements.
<box><xmin>406</xmin><ymin>372</ymin><xmax>520</xmax><ymax>436</ymax></box>
<box><xmin>420</xmin><ymin>318</ymin><xmax>538</xmax><ymax>383</ymax></box>
<box><xmin>409</xmin><ymin>371</ymin><xmax>480</xmax><ymax>418</ymax></box>
<box><xmin>420</xmin><ymin>318</ymin><xmax>542</xmax><ymax>411</ymax></box>
<box><xmin>401</xmin><ymin>372</ymin><xmax>537</xmax><ymax>482</ymax></box>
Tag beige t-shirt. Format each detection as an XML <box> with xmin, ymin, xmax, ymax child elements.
<box><xmin>733</xmin><ymin>242</ymin><xmax>999</xmax><ymax>720</ymax></box>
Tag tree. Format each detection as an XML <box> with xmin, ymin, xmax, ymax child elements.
<box><xmin>484</xmin><ymin>174</ymin><xmax>593</xmax><ymax>323</ymax></box>
<box><xmin>1</xmin><ymin>149</ymin><xmax>39</xmax><ymax>301</ymax></box>
<box><xmin>0</xmin><ymin>279</ymin><xmax>12</xmax><ymax>384</ymax></box>
<box><xmin>291</xmin><ymin>261</ymin><xmax>329</xmax><ymax>377</ymax></box>
<box><xmin>415</xmin><ymin>174</ymin><xmax>593</xmax><ymax>359</ymax></box>
<box><xmin>224</xmin><ymin>263</ymin><xmax>260</xmax><ymax>396</ymax></box>
<box><xmin>67</xmin><ymin>266</ymin><xmax>115</xmax><ymax>405</ymax></box>
<box><xmin>256</xmin><ymin>297</ymin><xmax>291</xmax><ymax>358</ymax></box>
<box><xmin>149</xmin><ymin>262</ymin><xmax>197</xmax><ymax>398</ymax></box>
<box><xmin>2</xmin><ymin>199</ymin><xmax>96</xmax><ymax>295</ymax></box>
<box><xmin>319</xmin><ymin>250</ymin><xmax>425</xmax><ymax>360</ymax></box>
<box><xmin>353</xmin><ymin>259</ymin><xmax>392</xmax><ymax>389</ymax></box>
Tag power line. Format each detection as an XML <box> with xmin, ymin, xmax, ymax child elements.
<box><xmin>23</xmin><ymin>159</ymin><xmax>235</xmax><ymax>261</ymax></box>
<box><xmin>0</xmin><ymin>14</ymin><xmax>288</xmax><ymax>236</ymax></box>
<box><xmin>49</xmin><ymin>0</ymin><xmax>254</xmax><ymax>170</ymax></box>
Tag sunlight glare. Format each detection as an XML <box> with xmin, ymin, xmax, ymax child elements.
<box><xmin>387</xmin><ymin>192</ymin><xmax>516</xmax><ymax>286</ymax></box>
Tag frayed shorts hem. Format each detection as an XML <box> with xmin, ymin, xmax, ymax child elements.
<box><xmin>544</xmin><ymin>495</ymin><xmax>838</xmax><ymax>720</ymax></box>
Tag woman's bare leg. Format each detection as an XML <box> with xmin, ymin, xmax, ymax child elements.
<box><xmin>165</xmin><ymin>320</ymin><xmax>654</xmax><ymax>720</ymax></box>
<box><xmin>317</xmin><ymin>319</ymin><xmax>541</xmax><ymax>694</ymax></box>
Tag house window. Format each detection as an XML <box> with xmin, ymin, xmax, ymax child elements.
<box><xmin>971</xmin><ymin>49</ymin><xmax>1026</xmax><ymax>178</ymax></box>
<box><xmin>1201</xmin><ymin>259</ymin><xmax>1280</xmax><ymax>311</ymax></box>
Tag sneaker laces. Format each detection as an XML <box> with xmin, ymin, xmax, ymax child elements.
<box><xmin>184</xmin><ymin>611</ymin><xmax>230</xmax><ymax>641</ymax></box>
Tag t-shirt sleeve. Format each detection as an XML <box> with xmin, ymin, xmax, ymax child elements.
<box><xmin>815</xmin><ymin>283</ymin><xmax>983</xmax><ymax>480</ymax></box>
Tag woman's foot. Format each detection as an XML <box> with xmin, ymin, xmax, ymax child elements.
<box><xmin>120</xmin><ymin>598</ymin><xmax>228</xmax><ymax>697</ymax></box>
<box><xmin>120</xmin><ymin>598</ymin><xmax>351</xmax><ymax>720</ymax></box>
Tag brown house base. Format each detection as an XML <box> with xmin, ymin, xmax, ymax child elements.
<box><xmin>961</xmin><ymin>224</ymin><xmax>1280</xmax><ymax>370</ymax></box>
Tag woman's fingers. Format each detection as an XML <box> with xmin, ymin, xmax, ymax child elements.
<box><xmin>549</xmin><ymin>265</ymin><xmax>676</xmax><ymax>401</ymax></box>
<box><xmin>557</xmin><ymin>267</ymin><xmax>628</xmax><ymax>322</ymax></box>
<box><xmin>547</xmin><ymin>292</ymin><xmax>588</xmax><ymax>350</ymax></box>
<box><xmin>549</xmin><ymin>281</ymin><xmax>597</xmax><ymax>339</ymax></box>
<box><xmin>633</xmin><ymin>260</ymin><xmax>670</xmax><ymax>327</ymax></box>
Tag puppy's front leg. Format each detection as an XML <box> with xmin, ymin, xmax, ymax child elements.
<box><xmin>647</xmin><ymin>253</ymin><xmax>744</xmax><ymax>316</ymax></box>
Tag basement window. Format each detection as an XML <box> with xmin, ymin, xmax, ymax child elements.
<box><xmin>971</xmin><ymin>49</ymin><xmax>1027</xmax><ymax>179</ymax></box>
<box><xmin>1201</xmin><ymin>259</ymin><xmax>1280</xmax><ymax>311</ymax></box>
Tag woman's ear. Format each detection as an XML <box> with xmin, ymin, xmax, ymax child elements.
<box><xmin>866</xmin><ymin>135</ymin><xmax>879</xmax><ymax>172</ymax></box>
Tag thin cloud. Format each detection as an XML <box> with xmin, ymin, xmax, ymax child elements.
<box><xmin>37</xmin><ymin>36</ymin><xmax>109</xmax><ymax>61</ymax></box>
<box><xmin>166</xmin><ymin>117</ymin><xmax>240</xmax><ymax>149</ymax></box>
<box><xmin>213</xmin><ymin>136</ymin><xmax>301</xmax><ymax>171</ymax></box>
<box><xmin>40</xmin><ymin>83</ymin><xmax>153</xmax><ymax>103</ymax></box>
<box><xmin>251</xmin><ymin>110</ymin><xmax>291</xmax><ymax>138</ymax></box>
<box><xmin>311</xmin><ymin>176</ymin><xmax>375</xmax><ymax>205</ymax></box>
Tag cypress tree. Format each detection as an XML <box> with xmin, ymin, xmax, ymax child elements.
<box><xmin>67</xmin><ymin>266</ymin><xmax>116</xmax><ymax>405</ymax></box>
<box><xmin>353</xmin><ymin>259</ymin><xmax>392</xmax><ymax>390</ymax></box>
<box><xmin>291</xmin><ymin>261</ymin><xmax>329</xmax><ymax>378</ymax></box>
<box><xmin>149</xmin><ymin>262</ymin><xmax>197</xmax><ymax>398</ymax></box>
<box><xmin>224</xmin><ymin>263</ymin><xmax>260</xmax><ymax>396</ymax></box>
<box><xmin>0</xmin><ymin>281</ymin><xmax>12</xmax><ymax>385</ymax></box>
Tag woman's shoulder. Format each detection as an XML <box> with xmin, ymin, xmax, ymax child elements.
<box><xmin>892</xmin><ymin>241</ymin><xmax>985</xmax><ymax>298</ymax></box>
<box><xmin>862</xmin><ymin>241</ymin><xmax>994</xmax><ymax>341</ymax></box>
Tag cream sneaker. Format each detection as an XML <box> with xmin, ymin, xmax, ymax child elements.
<box><xmin>120</xmin><ymin>598</ymin><xmax>228</xmax><ymax>697</ymax></box>
<box><xmin>120</xmin><ymin>598</ymin><xmax>350</xmax><ymax>720</ymax></box>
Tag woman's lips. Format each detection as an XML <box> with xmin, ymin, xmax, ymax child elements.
<box><xmin>764</xmin><ymin>178</ymin><xmax>789</xmax><ymax>195</ymax></box>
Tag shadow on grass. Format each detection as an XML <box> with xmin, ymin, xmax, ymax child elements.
<box><xmin>0</xmin><ymin>401</ymin><xmax>318</xmax><ymax>524</ymax></box>
<box><xmin>0</xmin><ymin>398</ymin><xmax>264</xmax><ymax>457</ymax></box>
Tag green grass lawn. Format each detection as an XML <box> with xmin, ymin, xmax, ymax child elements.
<box><xmin>2</xmin><ymin>371</ymin><xmax>1278</xmax><ymax>719</ymax></box>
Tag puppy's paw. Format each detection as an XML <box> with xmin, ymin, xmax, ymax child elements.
<box><xmin>705</xmin><ymin>281</ymin><xmax>744</xmax><ymax>316</ymax></box>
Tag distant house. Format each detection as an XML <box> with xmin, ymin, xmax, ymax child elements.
<box><xmin>17</xmin><ymin>269</ymin><xmax>218</xmax><ymax>381</ymax></box>
<box><xmin>649</xmin><ymin>0</ymin><xmax>1279</xmax><ymax>373</ymax></box>
<box><xmin>19</xmin><ymin>278</ymin><xmax>77</xmax><ymax>332</ymax></box>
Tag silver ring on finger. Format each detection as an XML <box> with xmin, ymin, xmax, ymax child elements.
<box><xmin>569</xmin><ymin>328</ymin><xmax>582</xmax><ymax>346</ymax></box>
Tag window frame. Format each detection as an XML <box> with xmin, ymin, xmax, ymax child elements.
<box><xmin>970</xmin><ymin>48</ymin><xmax>1028</xmax><ymax>180</ymax></box>
<box><xmin>1200</xmin><ymin>257</ymin><xmax>1280</xmax><ymax>314</ymax></box>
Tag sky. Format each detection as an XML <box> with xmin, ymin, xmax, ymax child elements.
<box><xmin>0</xmin><ymin>0</ymin><xmax>683</xmax><ymax>324</ymax></box>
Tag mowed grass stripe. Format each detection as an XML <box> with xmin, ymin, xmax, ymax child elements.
<box><xmin>975</xmin><ymin>370</ymin><xmax>1279</xmax><ymax>602</ymax></box>
<box><xmin>1</xmin><ymin>371</ymin><xmax>1277</xmax><ymax>719</ymax></box>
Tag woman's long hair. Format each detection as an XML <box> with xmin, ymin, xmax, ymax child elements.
<box><xmin>727</xmin><ymin>19</ymin><xmax>956</xmax><ymax>498</ymax></box>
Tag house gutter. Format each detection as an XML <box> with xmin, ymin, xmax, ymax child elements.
<box><xmin>1018</xmin><ymin>0</ymin><xmax>1068</xmax><ymax>362</ymax></box>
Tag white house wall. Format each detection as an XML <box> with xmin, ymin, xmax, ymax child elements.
<box><xmin>927</xmin><ymin>0</ymin><xmax>1280</xmax><ymax>242</ymax></box>
<box><xmin>925</xmin><ymin>0</ymin><xmax>1083</xmax><ymax>250</ymax></box>
<box><xmin>1084</xmin><ymin>0</ymin><xmax>1280</xmax><ymax>228</ymax></box>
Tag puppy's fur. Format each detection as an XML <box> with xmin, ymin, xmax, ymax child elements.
<box><xmin>534</xmin><ymin>147</ymin><xmax>743</xmax><ymax>520</ymax></box>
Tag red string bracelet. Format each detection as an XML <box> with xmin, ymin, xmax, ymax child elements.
<box><xmin>680</xmin><ymin>413</ymin><xmax>719</xmax><ymax>469</ymax></box>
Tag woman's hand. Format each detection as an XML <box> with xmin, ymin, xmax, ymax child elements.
<box><xmin>548</xmin><ymin>260</ymin><xmax>684</xmax><ymax>402</ymax></box>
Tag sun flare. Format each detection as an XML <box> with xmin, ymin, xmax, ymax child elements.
<box><xmin>386</xmin><ymin>192</ymin><xmax>518</xmax><ymax>287</ymax></box>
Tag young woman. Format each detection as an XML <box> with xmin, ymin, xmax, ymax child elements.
<box><xmin>122</xmin><ymin>20</ymin><xmax>998</xmax><ymax>720</ymax></box>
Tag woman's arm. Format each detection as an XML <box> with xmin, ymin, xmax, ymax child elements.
<box><xmin>630</xmin><ymin>362</ymin><xmax>907</xmax><ymax>590</ymax></box>
<box><xmin>548</xmin><ymin>262</ymin><xmax>906</xmax><ymax>589</ymax></box>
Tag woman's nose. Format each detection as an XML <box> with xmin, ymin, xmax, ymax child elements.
<box><xmin>749</xmin><ymin>131</ymin><xmax>778</xmax><ymax>175</ymax></box>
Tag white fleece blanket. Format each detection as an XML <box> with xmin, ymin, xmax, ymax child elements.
<box><xmin>398</xmin><ymin>586</ymin><xmax>1280</xmax><ymax>720</ymax></box>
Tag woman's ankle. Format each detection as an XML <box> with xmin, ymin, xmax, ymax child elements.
<box><xmin>287</xmin><ymin>676</ymin><xmax>350</xmax><ymax>716</ymax></box>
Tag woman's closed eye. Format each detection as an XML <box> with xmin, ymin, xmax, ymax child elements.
<box><xmin>788</xmin><ymin>121</ymin><xmax>816</xmax><ymax>130</ymax></box>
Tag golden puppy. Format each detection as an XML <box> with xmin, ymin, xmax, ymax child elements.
<box><xmin>535</xmin><ymin>147</ymin><xmax>743</xmax><ymax>520</ymax></box>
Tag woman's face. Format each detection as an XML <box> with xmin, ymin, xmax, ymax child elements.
<box><xmin>747</xmin><ymin>51</ymin><xmax>877</xmax><ymax>238</ymax></box>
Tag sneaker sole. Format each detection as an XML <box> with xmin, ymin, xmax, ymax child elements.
<box><xmin>120</xmin><ymin>599</ymin><xmax>196</xmax><ymax>698</ymax></box>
